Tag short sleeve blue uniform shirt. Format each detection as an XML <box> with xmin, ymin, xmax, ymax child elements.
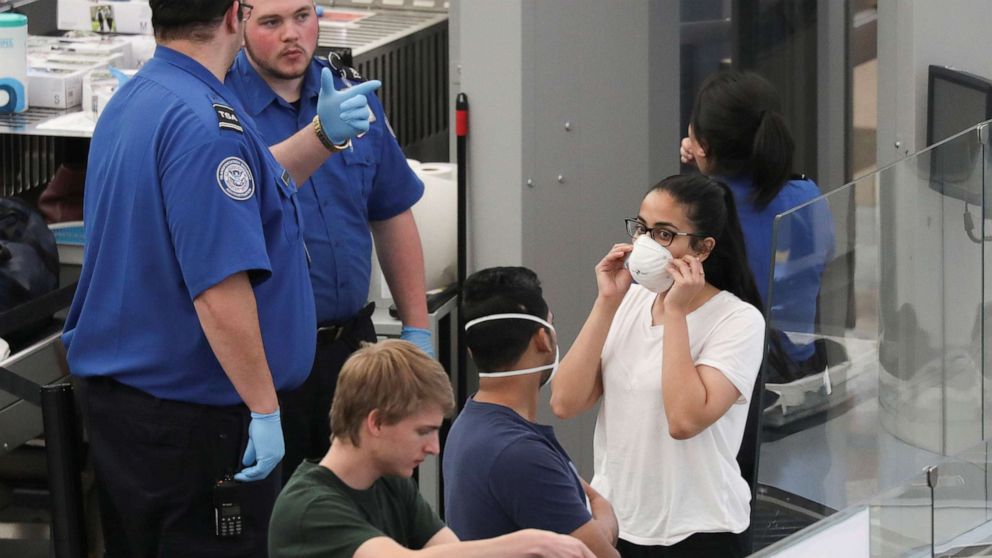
<box><xmin>442</xmin><ymin>398</ymin><xmax>592</xmax><ymax>540</ymax></box>
<box><xmin>63</xmin><ymin>46</ymin><xmax>316</xmax><ymax>406</ymax></box>
<box><xmin>723</xmin><ymin>175</ymin><xmax>835</xmax><ymax>361</ymax></box>
<box><xmin>226</xmin><ymin>53</ymin><xmax>424</xmax><ymax>323</ymax></box>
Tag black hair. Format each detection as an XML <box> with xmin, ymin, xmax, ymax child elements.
<box><xmin>689</xmin><ymin>71</ymin><xmax>795</xmax><ymax>210</ymax></box>
<box><xmin>462</xmin><ymin>267</ymin><xmax>550</xmax><ymax>373</ymax></box>
<box><xmin>149</xmin><ymin>0</ymin><xmax>234</xmax><ymax>41</ymax></box>
<box><xmin>649</xmin><ymin>174</ymin><xmax>763</xmax><ymax>313</ymax></box>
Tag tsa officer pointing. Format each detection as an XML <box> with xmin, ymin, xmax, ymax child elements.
<box><xmin>227</xmin><ymin>0</ymin><xmax>432</xmax><ymax>484</ymax></box>
<box><xmin>62</xmin><ymin>0</ymin><xmax>379</xmax><ymax>555</ymax></box>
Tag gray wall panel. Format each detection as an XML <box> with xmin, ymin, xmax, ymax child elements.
<box><xmin>456</xmin><ymin>0</ymin><xmax>681</xmax><ymax>476</ymax></box>
<box><xmin>456</xmin><ymin>0</ymin><xmax>525</xmax><ymax>270</ymax></box>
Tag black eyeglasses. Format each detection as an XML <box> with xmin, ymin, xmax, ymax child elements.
<box><xmin>624</xmin><ymin>218</ymin><xmax>708</xmax><ymax>247</ymax></box>
<box><xmin>238</xmin><ymin>0</ymin><xmax>254</xmax><ymax>21</ymax></box>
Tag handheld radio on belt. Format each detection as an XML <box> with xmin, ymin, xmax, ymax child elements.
<box><xmin>213</xmin><ymin>475</ymin><xmax>244</xmax><ymax>538</ymax></box>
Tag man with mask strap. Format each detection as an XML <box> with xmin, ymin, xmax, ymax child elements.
<box><xmin>442</xmin><ymin>267</ymin><xmax>621</xmax><ymax>558</ymax></box>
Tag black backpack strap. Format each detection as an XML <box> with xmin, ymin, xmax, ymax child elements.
<box><xmin>0</xmin><ymin>281</ymin><xmax>77</xmax><ymax>338</ymax></box>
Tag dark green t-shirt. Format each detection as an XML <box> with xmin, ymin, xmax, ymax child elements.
<box><xmin>269</xmin><ymin>460</ymin><xmax>446</xmax><ymax>558</ymax></box>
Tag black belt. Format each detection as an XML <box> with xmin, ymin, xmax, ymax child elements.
<box><xmin>316</xmin><ymin>302</ymin><xmax>375</xmax><ymax>345</ymax></box>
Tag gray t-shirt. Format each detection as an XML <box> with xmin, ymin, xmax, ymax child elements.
<box><xmin>269</xmin><ymin>460</ymin><xmax>445</xmax><ymax>558</ymax></box>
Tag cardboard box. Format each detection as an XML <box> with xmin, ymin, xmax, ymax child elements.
<box><xmin>83</xmin><ymin>66</ymin><xmax>136</xmax><ymax>118</ymax></box>
<box><xmin>58</xmin><ymin>1</ymin><xmax>152</xmax><ymax>36</ymax></box>
<box><xmin>120</xmin><ymin>34</ymin><xmax>156</xmax><ymax>67</ymax></box>
<box><xmin>29</xmin><ymin>50</ymin><xmax>124</xmax><ymax>69</ymax></box>
<box><xmin>40</xmin><ymin>35</ymin><xmax>135</xmax><ymax>67</ymax></box>
<box><xmin>30</xmin><ymin>33</ymin><xmax>153</xmax><ymax>69</ymax></box>
<box><xmin>27</xmin><ymin>62</ymin><xmax>94</xmax><ymax>109</ymax></box>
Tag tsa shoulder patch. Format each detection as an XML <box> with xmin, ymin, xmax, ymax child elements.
<box><xmin>213</xmin><ymin>103</ymin><xmax>244</xmax><ymax>133</ymax></box>
<box><xmin>215</xmin><ymin>157</ymin><xmax>255</xmax><ymax>201</ymax></box>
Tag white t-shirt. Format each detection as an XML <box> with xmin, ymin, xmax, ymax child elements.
<box><xmin>591</xmin><ymin>285</ymin><xmax>765</xmax><ymax>546</ymax></box>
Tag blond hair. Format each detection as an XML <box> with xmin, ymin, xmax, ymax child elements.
<box><xmin>331</xmin><ymin>340</ymin><xmax>455</xmax><ymax>446</ymax></box>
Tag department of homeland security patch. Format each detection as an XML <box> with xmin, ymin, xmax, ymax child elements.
<box><xmin>215</xmin><ymin>157</ymin><xmax>255</xmax><ymax>200</ymax></box>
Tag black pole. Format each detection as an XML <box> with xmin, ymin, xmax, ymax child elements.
<box><xmin>455</xmin><ymin>92</ymin><xmax>469</xmax><ymax>408</ymax></box>
<box><xmin>42</xmin><ymin>383</ymin><xmax>87</xmax><ymax>558</ymax></box>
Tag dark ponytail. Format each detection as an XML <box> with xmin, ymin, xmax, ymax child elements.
<box><xmin>649</xmin><ymin>175</ymin><xmax>764</xmax><ymax>313</ymax></box>
<box><xmin>690</xmin><ymin>71</ymin><xmax>794</xmax><ymax>211</ymax></box>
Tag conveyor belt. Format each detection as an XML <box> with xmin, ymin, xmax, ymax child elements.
<box><xmin>752</xmin><ymin>484</ymin><xmax>834</xmax><ymax>552</ymax></box>
<box><xmin>318</xmin><ymin>9</ymin><xmax>446</xmax><ymax>56</ymax></box>
<box><xmin>317</xmin><ymin>5</ymin><xmax>449</xmax><ymax>161</ymax></box>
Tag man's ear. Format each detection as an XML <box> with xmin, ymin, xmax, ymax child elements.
<box><xmin>226</xmin><ymin>0</ymin><xmax>242</xmax><ymax>31</ymax></box>
<box><xmin>365</xmin><ymin>409</ymin><xmax>384</xmax><ymax>438</ymax></box>
<box><xmin>532</xmin><ymin>328</ymin><xmax>553</xmax><ymax>354</ymax></box>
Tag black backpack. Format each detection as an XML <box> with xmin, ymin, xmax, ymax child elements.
<box><xmin>0</xmin><ymin>198</ymin><xmax>60</xmax><ymax>339</ymax></box>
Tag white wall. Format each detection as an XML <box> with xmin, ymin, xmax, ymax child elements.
<box><xmin>877</xmin><ymin>0</ymin><xmax>992</xmax><ymax>167</ymax></box>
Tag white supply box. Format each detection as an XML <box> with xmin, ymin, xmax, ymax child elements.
<box><xmin>30</xmin><ymin>34</ymin><xmax>136</xmax><ymax>68</ymax></box>
<box><xmin>58</xmin><ymin>1</ymin><xmax>152</xmax><ymax>36</ymax></box>
<box><xmin>29</xmin><ymin>50</ymin><xmax>123</xmax><ymax>69</ymax></box>
<box><xmin>27</xmin><ymin>62</ymin><xmax>93</xmax><ymax>109</ymax></box>
<box><xmin>82</xmin><ymin>66</ymin><xmax>136</xmax><ymax>118</ymax></box>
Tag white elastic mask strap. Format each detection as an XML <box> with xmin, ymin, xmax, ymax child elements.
<box><xmin>465</xmin><ymin>313</ymin><xmax>557</xmax><ymax>378</ymax></box>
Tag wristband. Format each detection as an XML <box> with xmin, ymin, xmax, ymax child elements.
<box><xmin>312</xmin><ymin>115</ymin><xmax>352</xmax><ymax>153</ymax></box>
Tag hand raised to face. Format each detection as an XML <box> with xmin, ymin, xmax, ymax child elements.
<box><xmin>663</xmin><ymin>254</ymin><xmax>707</xmax><ymax>315</ymax></box>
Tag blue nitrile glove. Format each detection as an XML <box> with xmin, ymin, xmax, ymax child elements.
<box><xmin>316</xmin><ymin>68</ymin><xmax>382</xmax><ymax>144</ymax></box>
<box><xmin>234</xmin><ymin>409</ymin><xmax>284</xmax><ymax>482</ymax></box>
<box><xmin>108</xmin><ymin>66</ymin><xmax>130</xmax><ymax>87</ymax></box>
<box><xmin>401</xmin><ymin>326</ymin><xmax>435</xmax><ymax>358</ymax></box>
<box><xmin>315</xmin><ymin>5</ymin><xmax>325</xmax><ymax>17</ymax></box>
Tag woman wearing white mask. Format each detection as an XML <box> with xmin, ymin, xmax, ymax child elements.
<box><xmin>551</xmin><ymin>174</ymin><xmax>765</xmax><ymax>558</ymax></box>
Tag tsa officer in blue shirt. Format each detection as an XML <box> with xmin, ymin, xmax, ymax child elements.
<box><xmin>62</xmin><ymin>0</ymin><xmax>379</xmax><ymax>555</ymax></box>
<box><xmin>226</xmin><ymin>0</ymin><xmax>433</xmax><ymax>483</ymax></box>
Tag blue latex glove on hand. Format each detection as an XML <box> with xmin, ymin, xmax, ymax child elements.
<box><xmin>234</xmin><ymin>409</ymin><xmax>284</xmax><ymax>482</ymax></box>
<box><xmin>401</xmin><ymin>326</ymin><xmax>435</xmax><ymax>358</ymax></box>
<box><xmin>316</xmin><ymin>68</ymin><xmax>382</xmax><ymax>145</ymax></box>
<box><xmin>108</xmin><ymin>66</ymin><xmax>131</xmax><ymax>87</ymax></box>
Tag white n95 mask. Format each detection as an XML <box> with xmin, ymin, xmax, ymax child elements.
<box><xmin>625</xmin><ymin>234</ymin><xmax>675</xmax><ymax>293</ymax></box>
<box><xmin>464</xmin><ymin>313</ymin><xmax>559</xmax><ymax>385</ymax></box>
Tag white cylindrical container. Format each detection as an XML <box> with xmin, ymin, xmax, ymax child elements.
<box><xmin>411</xmin><ymin>163</ymin><xmax>457</xmax><ymax>291</ymax></box>
<box><xmin>0</xmin><ymin>13</ymin><xmax>28</xmax><ymax>113</ymax></box>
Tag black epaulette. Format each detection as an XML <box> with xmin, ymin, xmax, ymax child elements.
<box><xmin>326</xmin><ymin>49</ymin><xmax>364</xmax><ymax>83</ymax></box>
<box><xmin>212</xmin><ymin>102</ymin><xmax>244</xmax><ymax>134</ymax></box>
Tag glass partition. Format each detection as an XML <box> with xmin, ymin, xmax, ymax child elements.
<box><xmin>870</xmin><ymin>470</ymin><xmax>935</xmax><ymax>558</ymax></box>
<box><xmin>754</xmin><ymin>121</ymin><xmax>989</xmax><ymax>550</ymax></box>
<box><xmin>931</xmin><ymin>440</ymin><xmax>992</xmax><ymax>556</ymax></box>
<box><xmin>750</xmin><ymin>469</ymin><xmax>934</xmax><ymax>557</ymax></box>
<box><xmin>757</xmin><ymin>440</ymin><xmax>992</xmax><ymax>556</ymax></box>
<box><xmin>748</xmin><ymin>504</ymin><xmax>872</xmax><ymax>558</ymax></box>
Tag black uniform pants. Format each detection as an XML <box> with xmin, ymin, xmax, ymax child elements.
<box><xmin>80</xmin><ymin>376</ymin><xmax>280</xmax><ymax>558</ymax></box>
<box><xmin>617</xmin><ymin>531</ymin><xmax>747</xmax><ymax>558</ymax></box>
<box><xmin>278</xmin><ymin>302</ymin><xmax>377</xmax><ymax>484</ymax></box>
